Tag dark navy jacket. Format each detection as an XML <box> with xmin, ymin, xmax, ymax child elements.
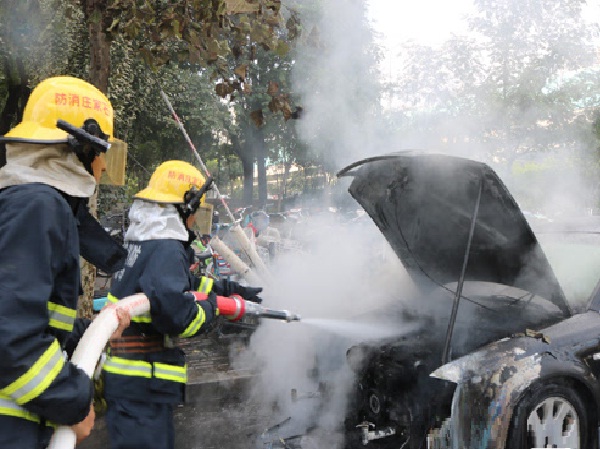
<box><xmin>104</xmin><ymin>238</ymin><xmax>217</xmax><ymax>404</ymax></box>
<box><xmin>0</xmin><ymin>184</ymin><xmax>93</xmax><ymax>429</ymax></box>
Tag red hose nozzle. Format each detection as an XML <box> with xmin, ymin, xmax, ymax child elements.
<box><xmin>215</xmin><ymin>294</ymin><xmax>245</xmax><ymax>321</ymax></box>
<box><xmin>192</xmin><ymin>292</ymin><xmax>300</xmax><ymax>323</ymax></box>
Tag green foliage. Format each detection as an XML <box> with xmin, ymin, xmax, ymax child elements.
<box><xmin>0</xmin><ymin>0</ymin><xmax>374</xmax><ymax>208</ymax></box>
<box><xmin>285</xmin><ymin>0</ymin><xmax>384</xmax><ymax>170</ymax></box>
<box><xmin>0</xmin><ymin>0</ymin><xmax>309</xmax><ymax>206</ymax></box>
<box><xmin>382</xmin><ymin>0</ymin><xmax>600</xmax><ymax>214</ymax></box>
<box><xmin>594</xmin><ymin>113</ymin><xmax>600</xmax><ymax>141</ymax></box>
<box><xmin>468</xmin><ymin>0</ymin><xmax>597</xmax><ymax>151</ymax></box>
<box><xmin>391</xmin><ymin>0</ymin><xmax>599</xmax><ymax>157</ymax></box>
<box><xmin>103</xmin><ymin>0</ymin><xmax>295</xmax><ymax>77</ymax></box>
<box><xmin>123</xmin><ymin>63</ymin><xmax>233</xmax><ymax>188</ymax></box>
<box><xmin>0</xmin><ymin>0</ymin><xmax>89</xmax><ymax>130</ymax></box>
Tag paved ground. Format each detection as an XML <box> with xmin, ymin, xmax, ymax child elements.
<box><xmin>79</xmin><ymin>319</ymin><xmax>272</xmax><ymax>449</ymax></box>
<box><xmin>79</xmin><ymin>391</ymin><xmax>266</xmax><ymax>449</ymax></box>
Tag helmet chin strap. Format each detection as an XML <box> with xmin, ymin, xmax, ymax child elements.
<box><xmin>58</xmin><ymin>119</ymin><xmax>110</xmax><ymax>176</ymax></box>
<box><xmin>174</xmin><ymin>205</ymin><xmax>197</xmax><ymax>247</ymax></box>
<box><xmin>179</xmin><ymin>177</ymin><xmax>214</xmax><ymax>221</ymax></box>
<box><xmin>176</xmin><ymin>177</ymin><xmax>213</xmax><ymax>244</ymax></box>
<box><xmin>175</xmin><ymin>204</ymin><xmax>191</xmax><ymax>228</ymax></box>
<box><xmin>75</xmin><ymin>145</ymin><xmax>96</xmax><ymax>176</ymax></box>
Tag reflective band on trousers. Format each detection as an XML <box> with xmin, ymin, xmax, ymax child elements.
<box><xmin>103</xmin><ymin>356</ymin><xmax>187</xmax><ymax>383</ymax></box>
<box><xmin>107</xmin><ymin>292</ymin><xmax>152</xmax><ymax>323</ymax></box>
<box><xmin>48</xmin><ymin>301</ymin><xmax>76</xmax><ymax>332</ymax></box>
<box><xmin>198</xmin><ymin>276</ymin><xmax>214</xmax><ymax>294</ymax></box>
<box><xmin>0</xmin><ymin>340</ymin><xmax>65</xmax><ymax>405</ymax></box>
<box><xmin>0</xmin><ymin>395</ymin><xmax>40</xmax><ymax>423</ymax></box>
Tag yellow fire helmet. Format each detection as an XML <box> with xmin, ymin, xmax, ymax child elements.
<box><xmin>135</xmin><ymin>160</ymin><xmax>207</xmax><ymax>205</ymax></box>
<box><xmin>3</xmin><ymin>76</ymin><xmax>113</xmax><ymax>143</ymax></box>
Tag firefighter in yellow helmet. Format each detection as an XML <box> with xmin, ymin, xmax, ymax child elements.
<box><xmin>104</xmin><ymin>160</ymin><xmax>262</xmax><ymax>449</ymax></box>
<box><xmin>0</xmin><ymin>76</ymin><xmax>130</xmax><ymax>449</ymax></box>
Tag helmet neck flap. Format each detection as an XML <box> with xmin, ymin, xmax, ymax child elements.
<box><xmin>125</xmin><ymin>200</ymin><xmax>189</xmax><ymax>242</ymax></box>
<box><xmin>0</xmin><ymin>142</ymin><xmax>97</xmax><ymax>198</ymax></box>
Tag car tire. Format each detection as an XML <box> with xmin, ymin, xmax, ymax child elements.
<box><xmin>506</xmin><ymin>379</ymin><xmax>592</xmax><ymax>449</ymax></box>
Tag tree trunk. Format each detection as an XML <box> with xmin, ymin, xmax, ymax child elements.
<box><xmin>231</xmin><ymin>132</ymin><xmax>254</xmax><ymax>207</ymax></box>
<box><xmin>79</xmin><ymin>0</ymin><xmax>112</xmax><ymax>319</ymax></box>
<box><xmin>228</xmin><ymin>157</ymin><xmax>233</xmax><ymax>197</ymax></box>
<box><xmin>217</xmin><ymin>152</ymin><xmax>221</xmax><ymax>187</ymax></box>
<box><xmin>0</xmin><ymin>66</ymin><xmax>29</xmax><ymax>134</ymax></box>
<box><xmin>255</xmin><ymin>126</ymin><xmax>267</xmax><ymax>209</ymax></box>
<box><xmin>283</xmin><ymin>161</ymin><xmax>290</xmax><ymax>202</ymax></box>
<box><xmin>84</xmin><ymin>0</ymin><xmax>111</xmax><ymax>92</ymax></box>
<box><xmin>303</xmin><ymin>166</ymin><xmax>308</xmax><ymax>193</ymax></box>
<box><xmin>242</xmin><ymin>152</ymin><xmax>254</xmax><ymax>206</ymax></box>
<box><xmin>79</xmin><ymin>191</ymin><xmax>99</xmax><ymax>320</ymax></box>
<box><xmin>0</xmin><ymin>57</ymin><xmax>30</xmax><ymax>167</ymax></box>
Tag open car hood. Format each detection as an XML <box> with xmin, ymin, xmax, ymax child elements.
<box><xmin>337</xmin><ymin>151</ymin><xmax>570</xmax><ymax>317</ymax></box>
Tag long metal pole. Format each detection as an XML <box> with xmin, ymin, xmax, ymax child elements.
<box><xmin>159</xmin><ymin>89</ymin><xmax>273</xmax><ymax>284</ymax></box>
<box><xmin>159</xmin><ymin>90</ymin><xmax>236</xmax><ymax>224</ymax></box>
<box><xmin>441</xmin><ymin>177</ymin><xmax>483</xmax><ymax>365</ymax></box>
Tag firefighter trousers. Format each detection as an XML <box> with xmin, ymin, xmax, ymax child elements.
<box><xmin>106</xmin><ymin>398</ymin><xmax>175</xmax><ymax>449</ymax></box>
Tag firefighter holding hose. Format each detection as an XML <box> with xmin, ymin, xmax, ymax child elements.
<box><xmin>103</xmin><ymin>160</ymin><xmax>264</xmax><ymax>449</ymax></box>
<box><xmin>0</xmin><ymin>76</ymin><xmax>130</xmax><ymax>448</ymax></box>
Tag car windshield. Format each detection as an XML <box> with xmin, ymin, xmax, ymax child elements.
<box><xmin>537</xmin><ymin>230</ymin><xmax>600</xmax><ymax>312</ymax></box>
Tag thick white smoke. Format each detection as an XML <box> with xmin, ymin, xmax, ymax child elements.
<box><xmin>234</xmin><ymin>213</ymin><xmax>419</xmax><ymax>447</ymax></box>
<box><xmin>230</xmin><ymin>1</ymin><xmax>600</xmax><ymax>448</ymax></box>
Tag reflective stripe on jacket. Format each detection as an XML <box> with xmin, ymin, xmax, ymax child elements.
<box><xmin>0</xmin><ymin>183</ymin><xmax>94</xmax><ymax>428</ymax></box>
<box><xmin>197</xmin><ymin>276</ymin><xmax>213</xmax><ymax>294</ymax></box>
<box><xmin>106</xmin><ymin>292</ymin><xmax>207</xmax><ymax>338</ymax></box>
<box><xmin>0</xmin><ymin>395</ymin><xmax>41</xmax><ymax>423</ymax></box>
<box><xmin>104</xmin><ymin>238</ymin><xmax>217</xmax><ymax>404</ymax></box>
<box><xmin>48</xmin><ymin>302</ymin><xmax>76</xmax><ymax>332</ymax></box>
<box><xmin>0</xmin><ymin>340</ymin><xmax>65</xmax><ymax>405</ymax></box>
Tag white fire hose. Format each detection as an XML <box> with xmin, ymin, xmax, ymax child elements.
<box><xmin>228</xmin><ymin>225</ymin><xmax>273</xmax><ymax>285</ymax></box>
<box><xmin>210</xmin><ymin>236</ymin><xmax>263</xmax><ymax>286</ymax></box>
<box><xmin>47</xmin><ymin>293</ymin><xmax>150</xmax><ymax>449</ymax></box>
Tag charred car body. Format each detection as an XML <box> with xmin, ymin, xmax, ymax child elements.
<box><xmin>432</xmin><ymin>237</ymin><xmax>600</xmax><ymax>448</ymax></box>
<box><xmin>335</xmin><ymin>151</ymin><xmax>577</xmax><ymax>448</ymax></box>
<box><xmin>262</xmin><ymin>151</ymin><xmax>594</xmax><ymax>449</ymax></box>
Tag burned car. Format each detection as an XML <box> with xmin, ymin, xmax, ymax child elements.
<box><xmin>432</xmin><ymin>233</ymin><xmax>600</xmax><ymax>448</ymax></box>
<box><xmin>333</xmin><ymin>151</ymin><xmax>574</xmax><ymax>449</ymax></box>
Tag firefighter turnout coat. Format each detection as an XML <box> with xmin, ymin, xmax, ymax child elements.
<box><xmin>0</xmin><ymin>183</ymin><xmax>94</xmax><ymax>448</ymax></box>
<box><xmin>103</xmin><ymin>200</ymin><xmax>218</xmax><ymax>405</ymax></box>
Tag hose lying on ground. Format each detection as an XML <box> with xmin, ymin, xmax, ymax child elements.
<box><xmin>47</xmin><ymin>293</ymin><xmax>150</xmax><ymax>449</ymax></box>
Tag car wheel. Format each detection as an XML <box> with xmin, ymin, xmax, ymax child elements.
<box><xmin>506</xmin><ymin>380</ymin><xmax>591</xmax><ymax>449</ymax></box>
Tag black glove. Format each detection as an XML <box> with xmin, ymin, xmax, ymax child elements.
<box><xmin>217</xmin><ymin>280</ymin><xmax>263</xmax><ymax>303</ymax></box>
<box><xmin>237</xmin><ymin>285</ymin><xmax>263</xmax><ymax>304</ymax></box>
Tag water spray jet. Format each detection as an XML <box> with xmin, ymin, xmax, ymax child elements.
<box><xmin>300</xmin><ymin>317</ymin><xmax>417</xmax><ymax>341</ymax></box>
